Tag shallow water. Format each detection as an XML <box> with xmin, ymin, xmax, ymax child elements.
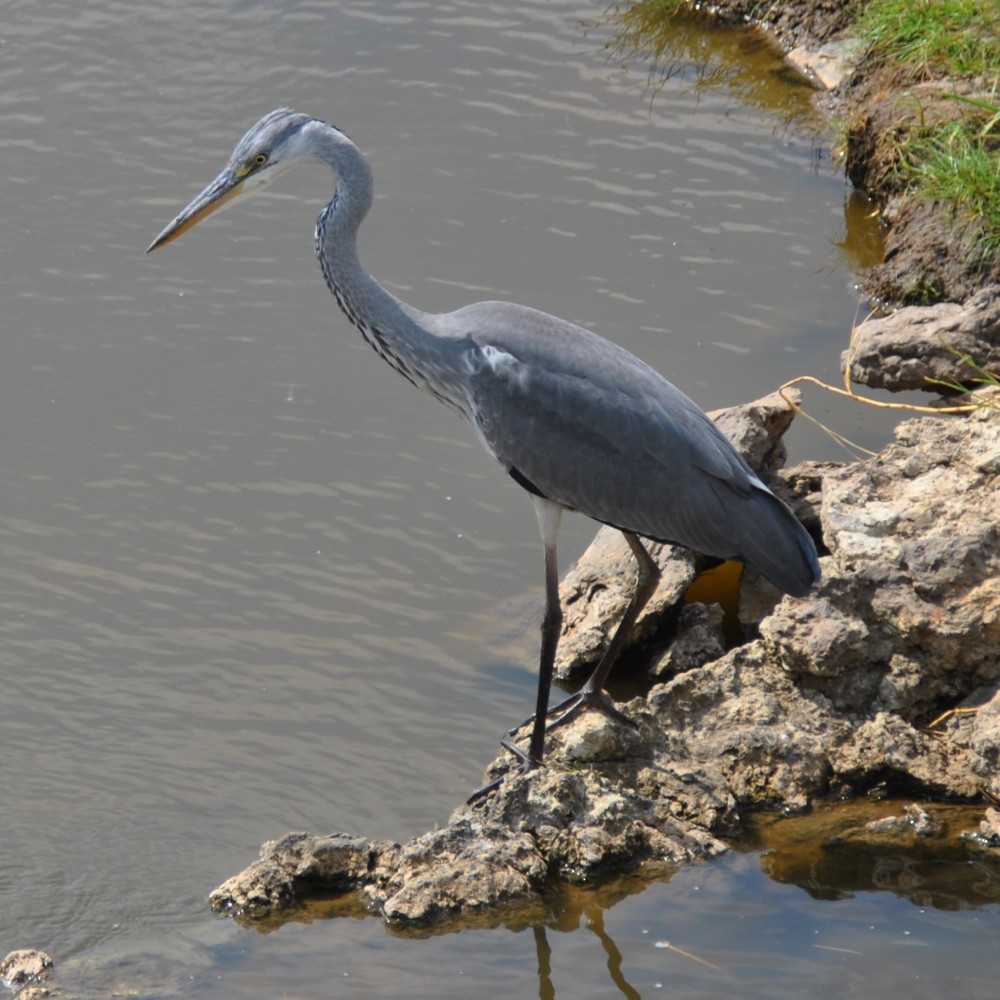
<box><xmin>0</xmin><ymin>0</ymin><xmax>992</xmax><ymax>996</ymax></box>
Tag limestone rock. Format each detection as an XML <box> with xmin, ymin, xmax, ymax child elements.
<box><xmin>786</xmin><ymin>39</ymin><xmax>855</xmax><ymax>90</ymax></box>
<box><xmin>0</xmin><ymin>949</ymin><xmax>53</xmax><ymax>988</ymax></box>
<box><xmin>767</xmin><ymin>409</ymin><xmax>1000</xmax><ymax>719</ymax></box>
<box><xmin>209</xmin><ymin>832</ymin><xmax>399</xmax><ymax>916</ymax></box>
<box><xmin>554</xmin><ymin>527</ymin><xmax>696</xmax><ymax>683</ymax></box>
<box><xmin>844</xmin><ymin>284</ymin><xmax>1000</xmax><ymax>393</ymax></box>
<box><xmin>965</xmin><ymin>807</ymin><xmax>1000</xmax><ymax>847</ymax></box>
<box><xmin>647</xmin><ymin>602</ymin><xmax>726</xmax><ymax>680</ymax></box>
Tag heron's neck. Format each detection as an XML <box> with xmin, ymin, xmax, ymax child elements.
<box><xmin>310</xmin><ymin>124</ymin><xmax>463</xmax><ymax>409</ymax></box>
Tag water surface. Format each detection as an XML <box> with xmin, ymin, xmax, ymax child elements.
<box><xmin>1</xmin><ymin>1</ymin><xmax>991</xmax><ymax>996</ymax></box>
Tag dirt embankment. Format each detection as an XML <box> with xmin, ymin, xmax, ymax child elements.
<box><xmin>700</xmin><ymin>0</ymin><xmax>1000</xmax><ymax>308</ymax></box>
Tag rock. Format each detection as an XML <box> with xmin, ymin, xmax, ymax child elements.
<box><xmin>844</xmin><ymin>284</ymin><xmax>1000</xmax><ymax>393</ymax></box>
<box><xmin>209</xmin><ymin>832</ymin><xmax>399</xmax><ymax>916</ymax></box>
<box><xmin>553</xmin><ymin>526</ymin><xmax>696</xmax><ymax>683</ymax></box>
<box><xmin>759</xmin><ymin>410</ymin><xmax>1000</xmax><ymax>798</ymax></box>
<box><xmin>0</xmin><ymin>949</ymin><xmax>53</xmax><ymax>988</ymax></box>
<box><xmin>372</xmin><ymin>815</ymin><xmax>547</xmax><ymax>926</ymax></box>
<box><xmin>964</xmin><ymin>807</ymin><xmax>1000</xmax><ymax>848</ymax></box>
<box><xmin>776</xmin><ymin>410</ymin><xmax>1000</xmax><ymax>709</ymax></box>
<box><xmin>647</xmin><ymin>602</ymin><xmax>726</xmax><ymax>680</ymax></box>
<box><xmin>212</xmin><ymin>753</ymin><xmax>731</xmax><ymax>929</ymax></box>
<box><xmin>706</xmin><ymin>390</ymin><xmax>800</xmax><ymax>473</ymax></box>
<box><xmin>786</xmin><ymin>39</ymin><xmax>856</xmax><ymax>90</ymax></box>
<box><xmin>864</xmin><ymin>803</ymin><xmax>938</xmax><ymax>839</ymax></box>
<box><xmin>769</xmin><ymin>460</ymin><xmax>834</xmax><ymax>536</ymax></box>
<box><xmin>968</xmin><ymin>688</ymin><xmax>1000</xmax><ymax>801</ymax></box>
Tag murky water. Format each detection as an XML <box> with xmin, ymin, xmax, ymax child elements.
<box><xmin>1</xmin><ymin>0</ymin><xmax>993</xmax><ymax>996</ymax></box>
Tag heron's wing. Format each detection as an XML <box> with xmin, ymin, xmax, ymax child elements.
<box><xmin>457</xmin><ymin>303</ymin><xmax>751</xmax><ymax>532</ymax></box>
<box><xmin>451</xmin><ymin>301</ymin><xmax>818</xmax><ymax>594</ymax></box>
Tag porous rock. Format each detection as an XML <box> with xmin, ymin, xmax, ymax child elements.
<box><xmin>0</xmin><ymin>949</ymin><xmax>53</xmax><ymax>988</ymax></box>
<box><xmin>647</xmin><ymin>602</ymin><xmax>726</xmax><ymax>680</ymax></box>
<box><xmin>844</xmin><ymin>284</ymin><xmax>1000</xmax><ymax>393</ymax></box>
<box><xmin>965</xmin><ymin>807</ymin><xmax>1000</xmax><ymax>847</ymax></box>
<box><xmin>209</xmin><ymin>832</ymin><xmax>399</xmax><ymax>915</ymax></box>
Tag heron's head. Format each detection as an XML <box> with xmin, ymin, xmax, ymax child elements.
<box><xmin>147</xmin><ymin>108</ymin><xmax>317</xmax><ymax>252</ymax></box>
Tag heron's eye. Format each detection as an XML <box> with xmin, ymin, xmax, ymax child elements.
<box><xmin>253</xmin><ymin>153</ymin><xmax>268</xmax><ymax>167</ymax></box>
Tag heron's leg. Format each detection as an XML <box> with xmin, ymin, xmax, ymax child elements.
<box><xmin>544</xmin><ymin>531</ymin><xmax>659</xmax><ymax>730</ymax></box>
<box><xmin>527</xmin><ymin>526</ymin><xmax>563</xmax><ymax>764</ymax></box>
<box><xmin>467</xmin><ymin>499</ymin><xmax>563</xmax><ymax>803</ymax></box>
<box><xmin>466</xmin><ymin>735</ymin><xmax>535</xmax><ymax>803</ymax></box>
<box><xmin>582</xmin><ymin>532</ymin><xmax>659</xmax><ymax>695</ymax></box>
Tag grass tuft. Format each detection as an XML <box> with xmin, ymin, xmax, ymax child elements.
<box><xmin>895</xmin><ymin>93</ymin><xmax>1000</xmax><ymax>261</ymax></box>
<box><xmin>854</xmin><ymin>0</ymin><xmax>1000</xmax><ymax>79</ymax></box>
<box><xmin>855</xmin><ymin>0</ymin><xmax>1000</xmax><ymax>266</ymax></box>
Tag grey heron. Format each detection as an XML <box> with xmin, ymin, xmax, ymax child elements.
<box><xmin>148</xmin><ymin>109</ymin><xmax>820</xmax><ymax>784</ymax></box>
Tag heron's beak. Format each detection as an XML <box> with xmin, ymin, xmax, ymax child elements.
<box><xmin>146</xmin><ymin>169</ymin><xmax>245</xmax><ymax>253</ymax></box>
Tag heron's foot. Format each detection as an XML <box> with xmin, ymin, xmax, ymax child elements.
<box><xmin>466</xmin><ymin>736</ymin><xmax>538</xmax><ymax>805</ymax></box>
<box><xmin>544</xmin><ymin>688</ymin><xmax>637</xmax><ymax>735</ymax></box>
<box><xmin>506</xmin><ymin>688</ymin><xmax>637</xmax><ymax>739</ymax></box>
<box><xmin>504</xmin><ymin>698</ymin><xmax>576</xmax><ymax>738</ymax></box>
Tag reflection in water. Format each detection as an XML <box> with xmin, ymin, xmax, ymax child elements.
<box><xmin>748</xmin><ymin>801</ymin><xmax>1000</xmax><ymax>911</ymax></box>
<box><xmin>585</xmin><ymin>907</ymin><xmax>642</xmax><ymax>1000</ymax></box>
<box><xmin>832</xmin><ymin>189</ymin><xmax>889</xmax><ymax>272</ymax></box>
<box><xmin>534</xmin><ymin>876</ymin><xmax>656</xmax><ymax>1000</ymax></box>
<box><xmin>533</xmin><ymin>925</ymin><xmax>554</xmax><ymax>1000</ymax></box>
<box><xmin>534</xmin><ymin>875</ymin><xmax>648</xmax><ymax>1000</ymax></box>
<box><xmin>534</xmin><ymin>909</ymin><xmax>641</xmax><ymax>1000</ymax></box>
<box><xmin>599</xmin><ymin>2</ymin><xmax>822</xmax><ymax>132</ymax></box>
<box><xmin>532</xmin><ymin>800</ymin><xmax>1000</xmax><ymax>997</ymax></box>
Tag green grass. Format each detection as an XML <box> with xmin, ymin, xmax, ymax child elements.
<box><xmin>854</xmin><ymin>0</ymin><xmax>1000</xmax><ymax>265</ymax></box>
<box><xmin>899</xmin><ymin>102</ymin><xmax>1000</xmax><ymax>260</ymax></box>
<box><xmin>925</xmin><ymin>337</ymin><xmax>1000</xmax><ymax>407</ymax></box>
<box><xmin>853</xmin><ymin>0</ymin><xmax>1000</xmax><ymax>79</ymax></box>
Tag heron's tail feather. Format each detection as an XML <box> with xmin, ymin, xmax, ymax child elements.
<box><xmin>732</xmin><ymin>485</ymin><xmax>820</xmax><ymax>597</ymax></box>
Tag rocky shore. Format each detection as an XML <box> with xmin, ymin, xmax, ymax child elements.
<box><xmin>206</xmin><ymin>390</ymin><xmax>999</xmax><ymax>929</ymax></box>
<box><xmin>197</xmin><ymin>1</ymin><xmax>1000</xmax><ymax>933</ymax></box>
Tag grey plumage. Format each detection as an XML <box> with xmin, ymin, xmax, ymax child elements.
<box><xmin>148</xmin><ymin>108</ymin><xmax>820</xmax><ymax>784</ymax></box>
<box><xmin>453</xmin><ymin>299</ymin><xmax>818</xmax><ymax>596</ymax></box>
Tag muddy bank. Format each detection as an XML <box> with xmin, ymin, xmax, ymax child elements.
<box><xmin>841</xmin><ymin>67</ymin><xmax>999</xmax><ymax>307</ymax></box>
<box><xmin>679</xmin><ymin>0</ymin><xmax>1000</xmax><ymax>309</ymax></box>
